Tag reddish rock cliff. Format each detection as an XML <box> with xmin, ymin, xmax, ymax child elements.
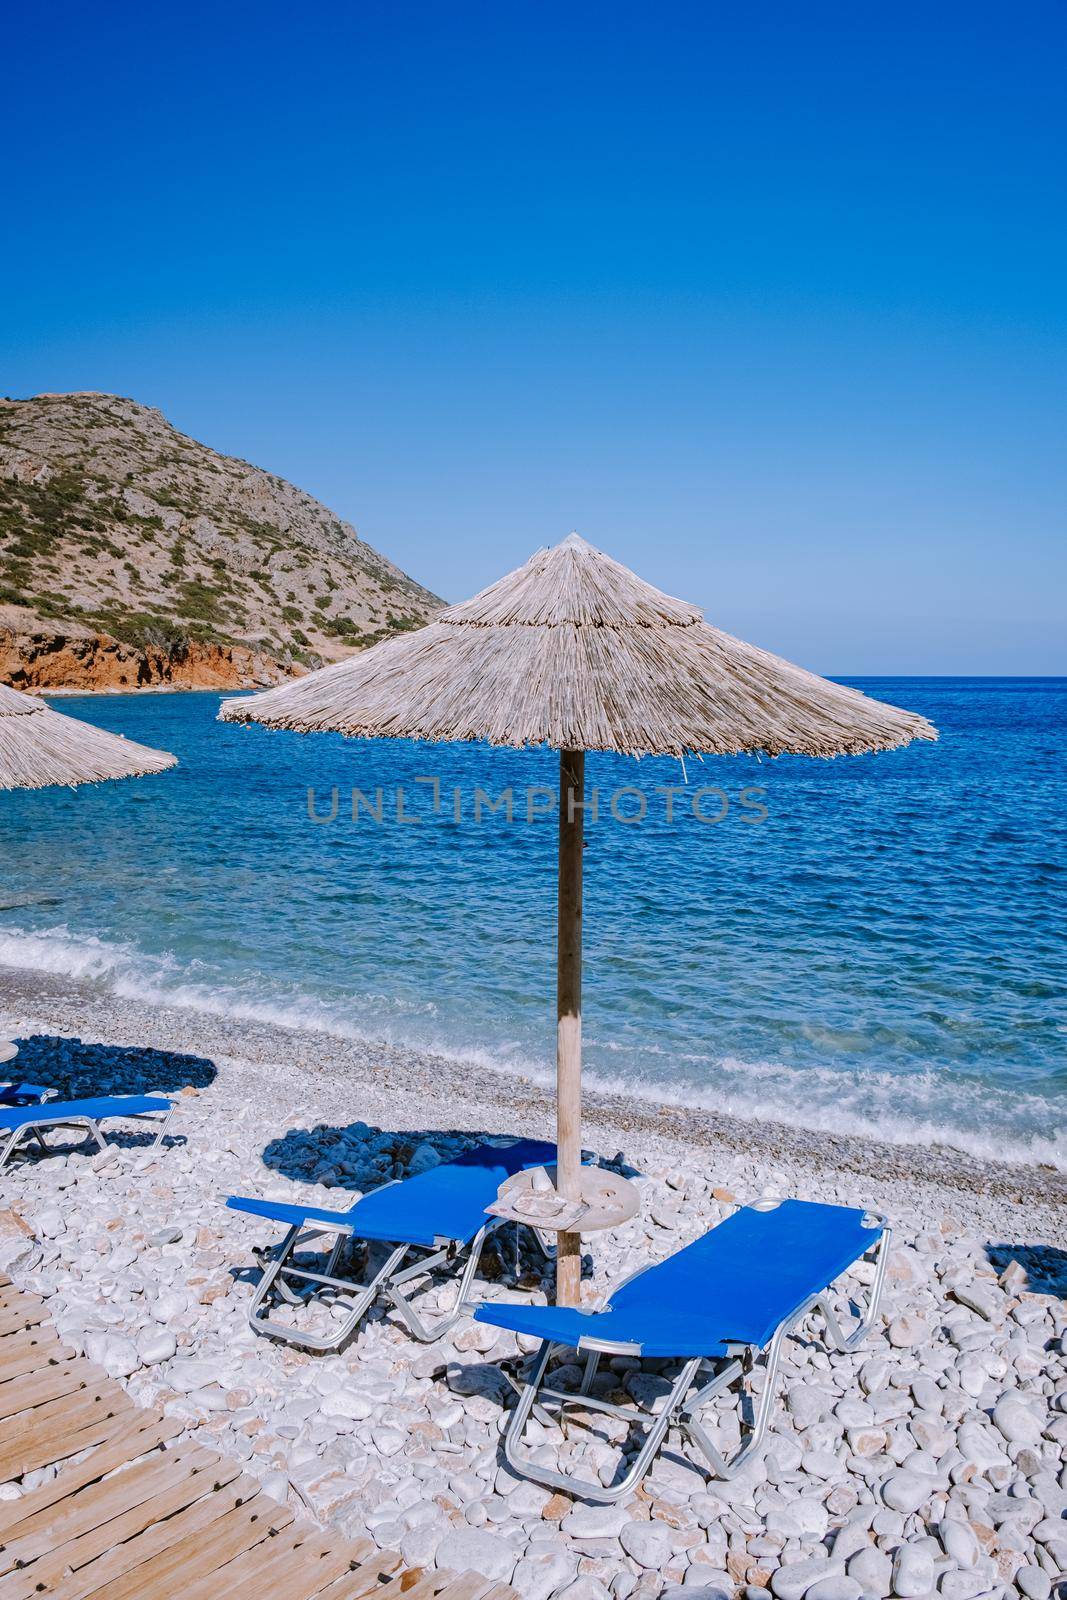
<box><xmin>0</xmin><ymin>605</ymin><xmax>298</xmax><ymax>693</ymax></box>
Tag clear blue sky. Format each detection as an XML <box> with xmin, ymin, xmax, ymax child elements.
<box><xmin>4</xmin><ymin>1</ymin><xmax>1065</xmax><ymax>673</ymax></box>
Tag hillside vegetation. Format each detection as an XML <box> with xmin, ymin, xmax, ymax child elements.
<box><xmin>0</xmin><ymin>392</ymin><xmax>441</xmax><ymax>688</ymax></box>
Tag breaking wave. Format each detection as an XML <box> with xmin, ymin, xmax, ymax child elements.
<box><xmin>1</xmin><ymin>922</ymin><xmax>1062</xmax><ymax>1172</ymax></box>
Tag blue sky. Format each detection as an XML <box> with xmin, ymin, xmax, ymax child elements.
<box><xmin>4</xmin><ymin>1</ymin><xmax>1065</xmax><ymax>672</ymax></box>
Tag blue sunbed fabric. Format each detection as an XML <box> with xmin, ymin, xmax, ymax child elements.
<box><xmin>228</xmin><ymin>1138</ymin><xmax>558</xmax><ymax>1249</ymax></box>
<box><xmin>0</xmin><ymin>1095</ymin><xmax>172</xmax><ymax>1132</ymax></box>
<box><xmin>0</xmin><ymin>1082</ymin><xmax>50</xmax><ymax>1105</ymax></box>
<box><xmin>475</xmin><ymin>1199</ymin><xmax>881</xmax><ymax>1356</ymax></box>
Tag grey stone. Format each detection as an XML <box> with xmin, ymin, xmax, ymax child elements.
<box><xmin>401</xmin><ymin>1523</ymin><xmax>447</xmax><ymax>1568</ymax></box>
<box><xmin>832</xmin><ymin>1525</ymin><xmax>873</xmax><ymax>1566</ymax></box>
<box><xmin>620</xmin><ymin>1520</ymin><xmax>674</xmax><ymax>1570</ymax></box>
<box><xmin>407</xmin><ymin>1143</ymin><xmax>442</xmax><ymax>1175</ymax></box>
<box><xmin>992</xmin><ymin>1394</ymin><xmax>1042</xmax><ymax>1447</ymax></box>
<box><xmin>84</xmin><ymin>1331</ymin><xmax>139</xmax><ymax>1378</ymax></box>
<box><xmin>136</xmin><ymin>1328</ymin><xmax>176</xmax><ymax>1366</ymax></box>
<box><xmin>892</xmin><ymin>1545</ymin><xmax>935</xmax><ymax>1599</ymax></box>
<box><xmin>806</xmin><ymin>1580</ymin><xmax>862</xmax><ymax>1600</ymax></box>
<box><xmin>939</xmin><ymin>1522</ymin><xmax>979</xmax><ymax>1568</ymax></box>
<box><xmin>771</xmin><ymin>1557</ymin><xmax>838</xmax><ymax>1600</ymax></box>
<box><xmin>562</xmin><ymin>1504</ymin><xmax>630</xmax><ymax>1539</ymax></box>
<box><xmin>148</xmin><ymin>1226</ymin><xmax>183</xmax><ymax>1246</ymax></box>
<box><xmin>887</xmin><ymin>1315</ymin><xmax>927</xmax><ymax>1349</ymax></box>
<box><xmin>436</xmin><ymin>1527</ymin><xmax>516</xmax><ymax>1583</ymax></box>
<box><xmin>555</xmin><ymin>1580</ymin><xmax>613</xmax><ymax>1600</ymax></box>
<box><xmin>847</xmin><ymin>1548</ymin><xmax>893</xmax><ymax>1597</ymax></box>
<box><xmin>938</xmin><ymin>1573</ymin><xmax>990</xmax><ymax>1600</ymax></box>
<box><xmin>882</xmin><ymin>1472</ymin><xmax>935</xmax><ymax>1516</ymax></box>
<box><xmin>512</xmin><ymin>1550</ymin><xmax>579</xmax><ymax>1600</ymax></box>
<box><xmin>951</xmin><ymin>1283</ymin><xmax>1003</xmax><ymax>1321</ymax></box>
<box><xmin>1014</xmin><ymin>1569</ymin><xmax>1050</xmax><ymax>1600</ymax></box>
<box><xmin>786</xmin><ymin>1386</ymin><xmax>832</xmax><ymax>1428</ymax></box>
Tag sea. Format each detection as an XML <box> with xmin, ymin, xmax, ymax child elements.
<box><xmin>1</xmin><ymin>679</ymin><xmax>1064</xmax><ymax>1169</ymax></box>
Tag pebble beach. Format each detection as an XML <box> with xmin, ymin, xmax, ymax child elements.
<box><xmin>1</xmin><ymin>964</ymin><xmax>1064</xmax><ymax>1600</ymax></box>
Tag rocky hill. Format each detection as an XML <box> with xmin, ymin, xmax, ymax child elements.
<box><xmin>0</xmin><ymin>392</ymin><xmax>442</xmax><ymax>690</ymax></box>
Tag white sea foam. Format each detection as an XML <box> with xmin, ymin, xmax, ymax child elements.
<box><xmin>1</xmin><ymin>922</ymin><xmax>1063</xmax><ymax>1171</ymax></box>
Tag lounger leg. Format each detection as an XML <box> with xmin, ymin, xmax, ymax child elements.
<box><xmin>502</xmin><ymin>1345</ymin><xmax>703</xmax><ymax>1504</ymax></box>
<box><xmin>253</xmin><ymin>1224</ymin><xmax>303</xmax><ymax>1311</ymax></box>
<box><xmin>683</xmin><ymin>1328</ymin><xmax>788</xmax><ymax>1480</ymax></box>
<box><xmin>814</xmin><ymin>1223</ymin><xmax>892</xmax><ymax>1352</ymax></box>
<box><xmin>248</xmin><ymin>1226</ymin><xmax>409</xmax><ymax>1352</ymax></box>
<box><xmin>0</xmin><ymin>1127</ymin><xmax>23</xmax><ymax>1172</ymax></box>
<box><xmin>0</xmin><ymin>1120</ymin><xmax>96</xmax><ymax>1169</ymax></box>
<box><xmin>148</xmin><ymin>1107</ymin><xmax>174</xmax><ymax>1149</ymax></box>
<box><xmin>386</xmin><ymin>1221</ymin><xmax>505</xmax><ymax>1342</ymax></box>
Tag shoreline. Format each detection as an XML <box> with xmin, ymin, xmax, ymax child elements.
<box><xmin>2</xmin><ymin>961</ymin><xmax>1064</xmax><ymax>1242</ymax></box>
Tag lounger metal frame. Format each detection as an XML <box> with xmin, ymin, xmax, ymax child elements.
<box><xmin>247</xmin><ymin>1198</ymin><xmax>528</xmax><ymax>1351</ymax></box>
<box><xmin>500</xmin><ymin>1207</ymin><xmax>891</xmax><ymax>1503</ymax></box>
<box><xmin>0</xmin><ymin>1103</ymin><xmax>174</xmax><ymax>1172</ymax></box>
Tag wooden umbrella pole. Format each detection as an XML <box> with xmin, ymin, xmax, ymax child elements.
<box><xmin>556</xmin><ymin>747</ymin><xmax>585</xmax><ymax>1307</ymax></box>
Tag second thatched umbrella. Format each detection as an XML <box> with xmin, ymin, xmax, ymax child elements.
<box><xmin>221</xmin><ymin>534</ymin><xmax>936</xmax><ymax>1303</ymax></box>
<box><xmin>0</xmin><ymin>682</ymin><xmax>176</xmax><ymax>790</ymax></box>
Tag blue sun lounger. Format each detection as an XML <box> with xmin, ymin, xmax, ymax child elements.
<box><xmin>475</xmin><ymin>1197</ymin><xmax>890</xmax><ymax>1501</ymax></box>
<box><xmin>0</xmin><ymin>1096</ymin><xmax>175</xmax><ymax>1172</ymax></box>
<box><xmin>227</xmin><ymin>1138</ymin><xmax>563</xmax><ymax>1352</ymax></box>
<box><xmin>0</xmin><ymin>1082</ymin><xmax>51</xmax><ymax>1106</ymax></box>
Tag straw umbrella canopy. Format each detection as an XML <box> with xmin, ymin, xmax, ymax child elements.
<box><xmin>220</xmin><ymin>534</ymin><xmax>937</xmax><ymax>1302</ymax></box>
<box><xmin>0</xmin><ymin>682</ymin><xmax>177</xmax><ymax>790</ymax></box>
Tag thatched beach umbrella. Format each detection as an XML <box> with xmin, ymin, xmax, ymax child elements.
<box><xmin>221</xmin><ymin>534</ymin><xmax>936</xmax><ymax>1303</ymax></box>
<box><xmin>0</xmin><ymin>682</ymin><xmax>176</xmax><ymax>790</ymax></box>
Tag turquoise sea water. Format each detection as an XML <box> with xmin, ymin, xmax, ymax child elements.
<box><xmin>1</xmin><ymin>680</ymin><xmax>1064</xmax><ymax>1167</ymax></box>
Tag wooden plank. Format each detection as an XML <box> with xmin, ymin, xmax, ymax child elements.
<box><xmin>0</xmin><ymin>1304</ymin><xmax>46</xmax><ymax>1336</ymax></box>
<box><xmin>0</xmin><ymin>1323</ymin><xmax>66</xmax><ymax>1356</ymax></box>
<box><xmin>0</xmin><ymin>1375</ymin><xmax>130</xmax><ymax>1444</ymax></box>
<box><xmin>178</xmin><ymin>1525</ymin><xmax>339</xmax><ymax>1600</ymax></box>
<box><xmin>0</xmin><ymin>1329</ymin><xmax>69</xmax><ymax>1379</ymax></box>
<box><xmin>41</xmin><ymin>1474</ymin><xmax>263</xmax><ymax>1600</ymax></box>
<box><xmin>0</xmin><ymin>1281</ymin><xmax>40</xmax><ymax>1302</ymax></box>
<box><xmin>171</xmin><ymin>1527</ymin><xmax>303</xmax><ymax>1600</ymax></box>
<box><xmin>331</xmin><ymin>1537</ymin><xmax>377</xmax><ymax>1568</ymax></box>
<box><xmin>80</xmin><ymin>1489</ymin><xmax>292</xmax><ymax>1600</ymax></box>
<box><xmin>0</xmin><ymin>1282</ymin><xmax>41</xmax><ymax>1302</ymax></box>
<box><xmin>256</xmin><ymin>1544</ymin><xmax>361</xmax><ymax>1600</ymax></box>
<box><xmin>0</xmin><ymin>1282</ymin><xmax>438</xmax><ymax>1600</ymax></box>
<box><xmin>0</xmin><ymin>1415</ymin><xmax>182</xmax><ymax>1538</ymax></box>
<box><xmin>0</xmin><ymin>1358</ymin><xmax>107</xmax><ymax>1420</ymax></box>
<box><xmin>433</xmin><ymin>1575</ymin><xmax>494</xmax><ymax>1600</ymax></box>
<box><xmin>0</xmin><ymin>1442</ymin><xmax>222</xmax><ymax>1574</ymax></box>
<box><xmin>0</xmin><ymin>1453</ymin><xmax>239</xmax><ymax>1600</ymax></box>
<box><xmin>392</xmin><ymin>1567</ymin><xmax>459</xmax><ymax>1600</ymax></box>
<box><xmin>217</xmin><ymin>1527</ymin><xmax>364</xmax><ymax>1600</ymax></box>
<box><xmin>0</xmin><ymin>1390</ymin><xmax>138</xmax><ymax>1482</ymax></box>
<box><xmin>0</xmin><ymin>1293</ymin><xmax>36</xmax><ymax>1318</ymax></box>
<box><xmin>0</xmin><ymin>1340</ymin><xmax>75</xmax><ymax>1385</ymax></box>
<box><xmin>315</xmin><ymin>1553</ymin><xmax>405</xmax><ymax>1600</ymax></box>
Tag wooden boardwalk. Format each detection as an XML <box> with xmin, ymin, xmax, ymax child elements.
<box><xmin>0</xmin><ymin>1274</ymin><xmax>516</xmax><ymax>1600</ymax></box>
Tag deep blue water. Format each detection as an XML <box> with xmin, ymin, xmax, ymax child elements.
<box><xmin>1</xmin><ymin>680</ymin><xmax>1064</xmax><ymax>1167</ymax></box>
